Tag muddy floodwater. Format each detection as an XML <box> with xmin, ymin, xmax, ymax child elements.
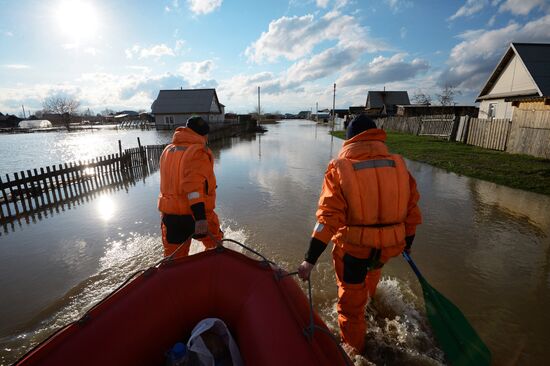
<box><xmin>1</xmin><ymin>121</ymin><xmax>549</xmax><ymax>365</ymax></box>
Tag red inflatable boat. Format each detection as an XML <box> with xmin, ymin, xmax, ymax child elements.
<box><xmin>16</xmin><ymin>246</ymin><xmax>350</xmax><ymax>365</ymax></box>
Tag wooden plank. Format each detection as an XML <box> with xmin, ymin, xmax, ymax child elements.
<box><xmin>6</xmin><ymin>174</ymin><xmax>20</xmax><ymax>216</ymax></box>
<box><xmin>31</xmin><ymin>168</ymin><xmax>45</xmax><ymax>208</ymax></box>
<box><xmin>47</xmin><ymin>166</ymin><xmax>59</xmax><ymax>204</ymax></box>
<box><xmin>0</xmin><ymin>176</ymin><xmax>13</xmax><ymax>219</ymax></box>
<box><xmin>58</xmin><ymin>164</ymin><xmax>69</xmax><ymax>200</ymax></box>
<box><xmin>40</xmin><ymin>167</ymin><xmax>52</xmax><ymax>206</ymax></box>
<box><xmin>85</xmin><ymin>160</ymin><xmax>93</xmax><ymax>192</ymax></box>
<box><xmin>14</xmin><ymin>172</ymin><xmax>27</xmax><ymax>213</ymax></box>
<box><xmin>63</xmin><ymin>163</ymin><xmax>74</xmax><ymax>198</ymax></box>
<box><xmin>76</xmin><ymin>161</ymin><xmax>84</xmax><ymax>195</ymax></box>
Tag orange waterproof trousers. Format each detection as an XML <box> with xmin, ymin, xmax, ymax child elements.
<box><xmin>332</xmin><ymin>245</ymin><xmax>382</xmax><ymax>354</ymax></box>
<box><xmin>161</xmin><ymin>212</ymin><xmax>222</xmax><ymax>260</ymax></box>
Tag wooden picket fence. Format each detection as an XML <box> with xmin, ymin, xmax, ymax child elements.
<box><xmin>0</xmin><ymin>143</ymin><xmax>166</xmax><ymax>228</ymax></box>
<box><xmin>465</xmin><ymin>118</ymin><xmax>512</xmax><ymax>151</ymax></box>
<box><xmin>377</xmin><ymin>115</ymin><xmax>458</xmax><ymax>140</ymax></box>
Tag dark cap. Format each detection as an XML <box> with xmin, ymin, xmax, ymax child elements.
<box><xmin>186</xmin><ymin>116</ymin><xmax>210</xmax><ymax>136</ymax></box>
<box><xmin>346</xmin><ymin>114</ymin><xmax>377</xmax><ymax>139</ymax></box>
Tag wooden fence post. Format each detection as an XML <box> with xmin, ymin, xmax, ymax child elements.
<box><xmin>449</xmin><ymin>114</ymin><xmax>460</xmax><ymax>141</ymax></box>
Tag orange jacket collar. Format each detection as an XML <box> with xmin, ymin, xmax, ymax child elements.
<box><xmin>343</xmin><ymin>128</ymin><xmax>387</xmax><ymax>146</ymax></box>
<box><xmin>172</xmin><ymin>127</ymin><xmax>207</xmax><ymax>145</ymax></box>
<box><xmin>339</xmin><ymin>128</ymin><xmax>388</xmax><ymax>158</ymax></box>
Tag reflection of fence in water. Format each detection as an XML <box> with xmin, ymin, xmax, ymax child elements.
<box><xmin>0</xmin><ymin>143</ymin><xmax>166</xmax><ymax>234</ymax></box>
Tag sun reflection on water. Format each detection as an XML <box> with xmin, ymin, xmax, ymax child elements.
<box><xmin>96</xmin><ymin>194</ymin><xmax>116</xmax><ymax>221</ymax></box>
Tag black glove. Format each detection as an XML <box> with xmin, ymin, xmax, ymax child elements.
<box><xmin>405</xmin><ymin>235</ymin><xmax>415</xmax><ymax>251</ymax></box>
<box><xmin>304</xmin><ymin>237</ymin><xmax>327</xmax><ymax>265</ymax></box>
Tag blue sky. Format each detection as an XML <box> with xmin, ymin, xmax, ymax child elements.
<box><xmin>1</xmin><ymin>0</ymin><xmax>549</xmax><ymax>115</ymax></box>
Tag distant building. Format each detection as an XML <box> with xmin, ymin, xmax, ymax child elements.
<box><xmin>476</xmin><ymin>43</ymin><xmax>550</xmax><ymax>119</ymax></box>
<box><xmin>348</xmin><ymin>106</ymin><xmax>366</xmax><ymax>116</ymax></box>
<box><xmin>18</xmin><ymin>120</ymin><xmax>52</xmax><ymax>129</ymax></box>
<box><xmin>0</xmin><ymin>113</ymin><xmax>21</xmax><ymax>128</ymax></box>
<box><xmin>396</xmin><ymin>105</ymin><xmax>479</xmax><ymax>117</ymax></box>
<box><xmin>151</xmin><ymin>88</ymin><xmax>225</xmax><ymax>130</ymax></box>
<box><xmin>365</xmin><ymin>91</ymin><xmax>410</xmax><ymax>117</ymax></box>
<box><xmin>297</xmin><ymin>111</ymin><xmax>311</xmax><ymax>119</ymax></box>
<box><xmin>331</xmin><ymin>109</ymin><xmax>348</xmax><ymax>118</ymax></box>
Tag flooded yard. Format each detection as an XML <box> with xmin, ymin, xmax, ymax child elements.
<box><xmin>1</xmin><ymin>121</ymin><xmax>549</xmax><ymax>365</ymax></box>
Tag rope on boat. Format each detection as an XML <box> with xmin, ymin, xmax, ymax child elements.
<box><xmin>210</xmin><ymin>235</ymin><xmax>354</xmax><ymax>366</ymax></box>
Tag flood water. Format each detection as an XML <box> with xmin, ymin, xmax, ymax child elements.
<box><xmin>1</xmin><ymin>121</ymin><xmax>549</xmax><ymax>365</ymax></box>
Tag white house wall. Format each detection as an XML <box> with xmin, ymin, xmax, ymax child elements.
<box><xmin>491</xmin><ymin>54</ymin><xmax>537</xmax><ymax>94</ymax></box>
<box><xmin>210</xmin><ymin>98</ymin><xmax>220</xmax><ymax>113</ymax></box>
<box><xmin>479</xmin><ymin>99</ymin><xmax>512</xmax><ymax>119</ymax></box>
<box><xmin>155</xmin><ymin>113</ymin><xmax>225</xmax><ymax>128</ymax></box>
<box><xmin>477</xmin><ymin>54</ymin><xmax>537</xmax><ymax>120</ymax></box>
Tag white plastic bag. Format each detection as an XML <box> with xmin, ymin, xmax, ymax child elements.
<box><xmin>187</xmin><ymin>318</ymin><xmax>244</xmax><ymax>366</ymax></box>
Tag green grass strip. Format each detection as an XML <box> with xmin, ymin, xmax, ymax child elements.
<box><xmin>332</xmin><ymin>130</ymin><xmax>550</xmax><ymax>196</ymax></box>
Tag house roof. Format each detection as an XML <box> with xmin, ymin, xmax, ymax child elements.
<box><xmin>476</xmin><ymin>43</ymin><xmax>550</xmax><ymax>101</ymax></box>
<box><xmin>151</xmin><ymin>89</ymin><xmax>221</xmax><ymax>114</ymax></box>
<box><xmin>366</xmin><ymin>91</ymin><xmax>410</xmax><ymax>109</ymax></box>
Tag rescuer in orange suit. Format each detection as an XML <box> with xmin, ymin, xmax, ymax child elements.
<box><xmin>298</xmin><ymin>114</ymin><xmax>422</xmax><ymax>354</ymax></box>
<box><xmin>158</xmin><ymin>116</ymin><xmax>223</xmax><ymax>259</ymax></box>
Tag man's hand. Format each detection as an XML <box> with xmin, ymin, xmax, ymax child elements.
<box><xmin>194</xmin><ymin>219</ymin><xmax>208</xmax><ymax>238</ymax></box>
<box><xmin>298</xmin><ymin>261</ymin><xmax>315</xmax><ymax>281</ymax></box>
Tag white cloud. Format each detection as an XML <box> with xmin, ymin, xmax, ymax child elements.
<box><xmin>316</xmin><ymin>0</ymin><xmax>330</xmax><ymax>8</ymax></box>
<box><xmin>219</xmin><ymin>72</ymin><xmax>278</xmax><ymax>101</ymax></box>
<box><xmin>2</xmin><ymin>64</ymin><xmax>30</xmax><ymax>69</ymax></box>
<box><xmin>125</xmin><ymin>44</ymin><xmax>176</xmax><ymax>59</ymax></box>
<box><xmin>440</xmin><ymin>14</ymin><xmax>550</xmax><ymax>91</ymax></box>
<box><xmin>84</xmin><ymin>47</ymin><xmax>99</xmax><ymax>56</ymax></box>
<box><xmin>126</xmin><ymin>66</ymin><xmax>151</xmax><ymax>73</ymax></box>
<box><xmin>449</xmin><ymin>0</ymin><xmax>488</xmax><ymax>21</ymax></box>
<box><xmin>2</xmin><ymin>30</ymin><xmax>14</xmax><ymax>37</ymax></box>
<box><xmin>336</xmin><ymin>53</ymin><xmax>430</xmax><ymax>87</ymax></box>
<box><xmin>187</xmin><ymin>0</ymin><xmax>222</xmax><ymax>15</ymax></box>
<box><xmin>178</xmin><ymin>60</ymin><xmax>214</xmax><ymax>83</ymax></box>
<box><xmin>175</xmin><ymin>39</ymin><xmax>186</xmax><ymax>52</ymax></box>
<box><xmin>245</xmin><ymin>11</ymin><xmax>385</xmax><ymax>63</ymax></box>
<box><xmin>498</xmin><ymin>0</ymin><xmax>548</xmax><ymax>15</ymax></box>
<box><xmin>385</xmin><ymin>0</ymin><xmax>413</xmax><ymax>13</ymax></box>
<box><xmin>0</xmin><ymin>71</ymin><xmax>197</xmax><ymax>115</ymax></box>
<box><xmin>165</xmin><ymin>0</ymin><xmax>180</xmax><ymax>12</ymax></box>
<box><xmin>282</xmin><ymin>46</ymin><xmax>362</xmax><ymax>89</ymax></box>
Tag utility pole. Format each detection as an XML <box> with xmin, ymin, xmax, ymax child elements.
<box><xmin>331</xmin><ymin>83</ymin><xmax>336</xmax><ymax>132</ymax></box>
<box><xmin>257</xmin><ymin>86</ymin><xmax>261</xmax><ymax>127</ymax></box>
<box><xmin>316</xmin><ymin>102</ymin><xmax>318</xmax><ymax>123</ymax></box>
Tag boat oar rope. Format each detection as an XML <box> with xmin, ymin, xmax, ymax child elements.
<box><xmin>210</xmin><ymin>234</ymin><xmax>353</xmax><ymax>366</ymax></box>
<box><xmin>281</xmin><ymin>272</ymin><xmax>353</xmax><ymax>366</ymax></box>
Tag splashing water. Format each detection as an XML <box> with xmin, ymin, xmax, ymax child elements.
<box><xmin>319</xmin><ymin>277</ymin><xmax>447</xmax><ymax>366</ymax></box>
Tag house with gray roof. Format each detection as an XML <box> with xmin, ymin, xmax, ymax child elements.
<box><xmin>476</xmin><ymin>43</ymin><xmax>550</xmax><ymax>119</ymax></box>
<box><xmin>365</xmin><ymin>91</ymin><xmax>410</xmax><ymax>117</ymax></box>
<box><xmin>151</xmin><ymin>88</ymin><xmax>225</xmax><ymax>130</ymax></box>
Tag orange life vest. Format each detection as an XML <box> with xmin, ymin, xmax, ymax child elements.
<box><xmin>312</xmin><ymin>129</ymin><xmax>421</xmax><ymax>260</ymax></box>
<box><xmin>158</xmin><ymin>127</ymin><xmax>217</xmax><ymax>216</ymax></box>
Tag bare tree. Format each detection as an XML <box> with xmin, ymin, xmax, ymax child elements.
<box><xmin>411</xmin><ymin>90</ymin><xmax>432</xmax><ymax>105</ymax></box>
<box><xmin>100</xmin><ymin>108</ymin><xmax>115</xmax><ymax>116</ymax></box>
<box><xmin>43</xmin><ymin>96</ymin><xmax>80</xmax><ymax>129</ymax></box>
<box><xmin>435</xmin><ymin>84</ymin><xmax>456</xmax><ymax>106</ymax></box>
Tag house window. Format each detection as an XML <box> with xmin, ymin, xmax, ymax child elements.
<box><xmin>487</xmin><ymin>103</ymin><xmax>497</xmax><ymax>119</ymax></box>
<box><xmin>164</xmin><ymin>116</ymin><xmax>174</xmax><ymax>125</ymax></box>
